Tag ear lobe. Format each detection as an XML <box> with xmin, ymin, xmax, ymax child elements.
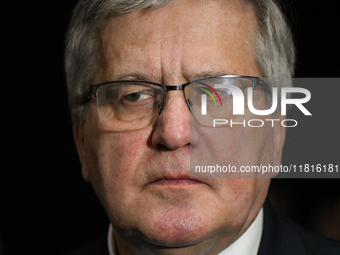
<box><xmin>73</xmin><ymin>123</ymin><xmax>90</xmax><ymax>182</ymax></box>
<box><xmin>272</xmin><ymin>114</ymin><xmax>286</xmax><ymax>177</ymax></box>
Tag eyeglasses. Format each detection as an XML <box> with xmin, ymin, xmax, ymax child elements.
<box><xmin>88</xmin><ymin>75</ymin><xmax>270</xmax><ymax>131</ymax></box>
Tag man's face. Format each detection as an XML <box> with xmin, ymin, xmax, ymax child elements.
<box><xmin>74</xmin><ymin>0</ymin><xmax>285</xmax><ymax>253</ymax></box>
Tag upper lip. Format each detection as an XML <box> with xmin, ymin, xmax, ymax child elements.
<box><xmin>148</xmin><ymin>174</ymin><xmax>206</xmax><ymax>185</ymax></box>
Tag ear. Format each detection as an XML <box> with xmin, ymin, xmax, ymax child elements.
<box><xmin>73</xmin><ymin>122</ymin><xmax>90</xmax><ymax>182</ymax></box>
<box><xmin>273</xmin><ymin>114</ymin><xmax>286</xmax><ymax>167</ymax></box>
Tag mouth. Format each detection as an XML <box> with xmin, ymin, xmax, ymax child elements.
<box><xmin>148</xmin><ymin>175</ymin><xmax>206</xmax><ymax>186</ymax></box>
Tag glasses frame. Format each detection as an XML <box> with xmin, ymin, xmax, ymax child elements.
<box><xmin>88</xmin><ymin>75</ymin><xmax>270</xmax><ymax>115</ymax></box>
<box><xmin>87</xmin><ymin>75</ymin><xmax>271</xmax><ymax>130</ymax></box>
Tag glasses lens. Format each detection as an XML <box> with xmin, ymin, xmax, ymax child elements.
<box><xmin>186</xmin><ymin>77</ymin><xmax>255</xmax><ymax>127</ymax></box>
<box><xmin>96</xmin><ymin>82</ymin><xmax>165</xmax><ymax>130</ymax></box>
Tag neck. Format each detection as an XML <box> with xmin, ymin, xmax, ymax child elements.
<box><xmin>111</xmin><ymin>213</ymin><xmax>260</xmax><ymax>255</ymax></box>
<box><xmin>113</xmin><ymin>231</ymin><xmax>234</xmax><ymax>255</ymax></box>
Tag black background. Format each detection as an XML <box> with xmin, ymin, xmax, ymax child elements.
<box><xmin>1</xmin><ymin>1</ymin><xmax>340</xmax><ymax>254</ymax></box>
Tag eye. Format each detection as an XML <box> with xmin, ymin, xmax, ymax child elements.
<box><xmin>123</xmin><ymin>92</ymin><xmax>151</xmax><ymax>102</ymax></box>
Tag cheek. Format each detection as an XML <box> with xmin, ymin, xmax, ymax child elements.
<box><xmin>193</xmin><ymin>124</ymin><xmax>274</xmax><ymax>170</ymax></box>
<box><xmin>83</xmin><ymin>116</ymin><xmax>153</xmax><ymax>203</ymax></box>
<box><xmin>207</xmin><ymin>178</ymin><xmax>263</xmax><ymax>229</ymax></box>
<box><xmin>210</xmin><ymin>178</ymin><xmax>255</xmax><ymax>205</ymax></box>
<box><xmin>88</xmin><ymin>127</ymin><xmax>150</xmax><ymax>172</ymax></box>
<box><xmin>236</xmin><ymin>124</ymin><xmax>275</xmax><ymax>170</ymax></box>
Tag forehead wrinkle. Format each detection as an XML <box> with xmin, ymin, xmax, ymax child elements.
<box><xmin>97</xmin><ymin>13</ymin><xmax>164</xmax><ymax>81</ymax></box>
<box><xmin>96</xmin><ymin>0</ymin><xmax>259</xmax><ymax>84</ymax></box>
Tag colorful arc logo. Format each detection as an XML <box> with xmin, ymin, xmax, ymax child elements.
<box><xmin>197</xmin><ymin>82</ymin><xmax>223</xmax><ymax>106</ymax></box>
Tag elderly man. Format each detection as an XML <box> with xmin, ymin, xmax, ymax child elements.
<box><xmin>64</xmin><ymin>0</ymin><xmax>340</xmax><ymax>254</ymax></box>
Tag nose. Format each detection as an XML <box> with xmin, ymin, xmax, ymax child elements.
<box><xmin>151</xmin><ymin>90</ymin><xmax>191</xmax><ymax>150</ymax></box>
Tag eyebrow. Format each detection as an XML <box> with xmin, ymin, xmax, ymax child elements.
<box><xmin>115</xmin><ymin>72</ymin><xmax>150</xmax><ymax>81</ymax></box>
<box><xmin>190</xmin><ymin>70</ymin><xmax>232</xmax><ymax>79</ymax></box>
<box><xmin>112</xmin><ymin>70</ymin><xmax>232</xmax><ymax>83</ymax></box>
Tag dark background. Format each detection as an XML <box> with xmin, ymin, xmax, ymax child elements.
<box><xmin>1</xmin><ymin>1</ymin><xmax>340</xmax><ymax>254</ymax></box>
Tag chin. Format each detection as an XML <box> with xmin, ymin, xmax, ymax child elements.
<box><xmin>143</xmin><ymin>228</ymin><xmax>209</xmax><ymax>248</ymax></box>
<box><xmin>135</xmin><ymin>207</ymin><xmax>217</xmax><ymax>248</ymax></box>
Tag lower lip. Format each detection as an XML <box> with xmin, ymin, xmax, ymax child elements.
<box><xmin>150</xmin><ymin>179</ymin><xmax>203</xmax><ymax>186</ymax></box>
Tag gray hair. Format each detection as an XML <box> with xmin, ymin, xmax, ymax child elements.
<box><xmin>65</xmin><ymin>0</ymin><xmax>295</xmax><ymax>123</ymax></box>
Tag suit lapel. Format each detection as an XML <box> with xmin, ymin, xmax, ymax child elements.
<box><xmin>257</xmin><ymin>200</ymin><xmax>306</xmax><ymax>255</ymax></box>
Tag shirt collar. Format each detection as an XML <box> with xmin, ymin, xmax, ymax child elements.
<box><xmin>108</xmin><ymin>224</ymin><xmax>115</xmax><ymax>255</ymax></box>
<box><xmin>219</xmin><ymin>208</ymin><xmax>263</xmax><ymax>255</ymax></box>
<box><xmin>108</xmin><ymin>208</ymin><xmax>263</xmax><ymax>255</ymax></box>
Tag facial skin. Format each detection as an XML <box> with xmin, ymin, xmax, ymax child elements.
<box><xmin>73</xmin><ymin>0</ymin><xmax>286</xmax><ymax>254</ymax></box>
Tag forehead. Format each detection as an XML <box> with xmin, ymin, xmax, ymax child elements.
<box><xmin>95</xmin><ymin>0</ymin><xmax>260</xmax><ymax>82</ymax></box>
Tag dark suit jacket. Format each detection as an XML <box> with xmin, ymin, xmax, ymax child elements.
<box><xmin>64</xmin><ymin>238</ymin><xmax>109</xmax><ymax>255</ymax></box>
<box><xmin>64</xmin><ymin>201</ymin><xmax>340</xmax><ymax>255</ymax></box>
<box><xmin>258</xmin><ymin>201</ymin><xmax>340</xmax><ymax>255</ymax></box>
